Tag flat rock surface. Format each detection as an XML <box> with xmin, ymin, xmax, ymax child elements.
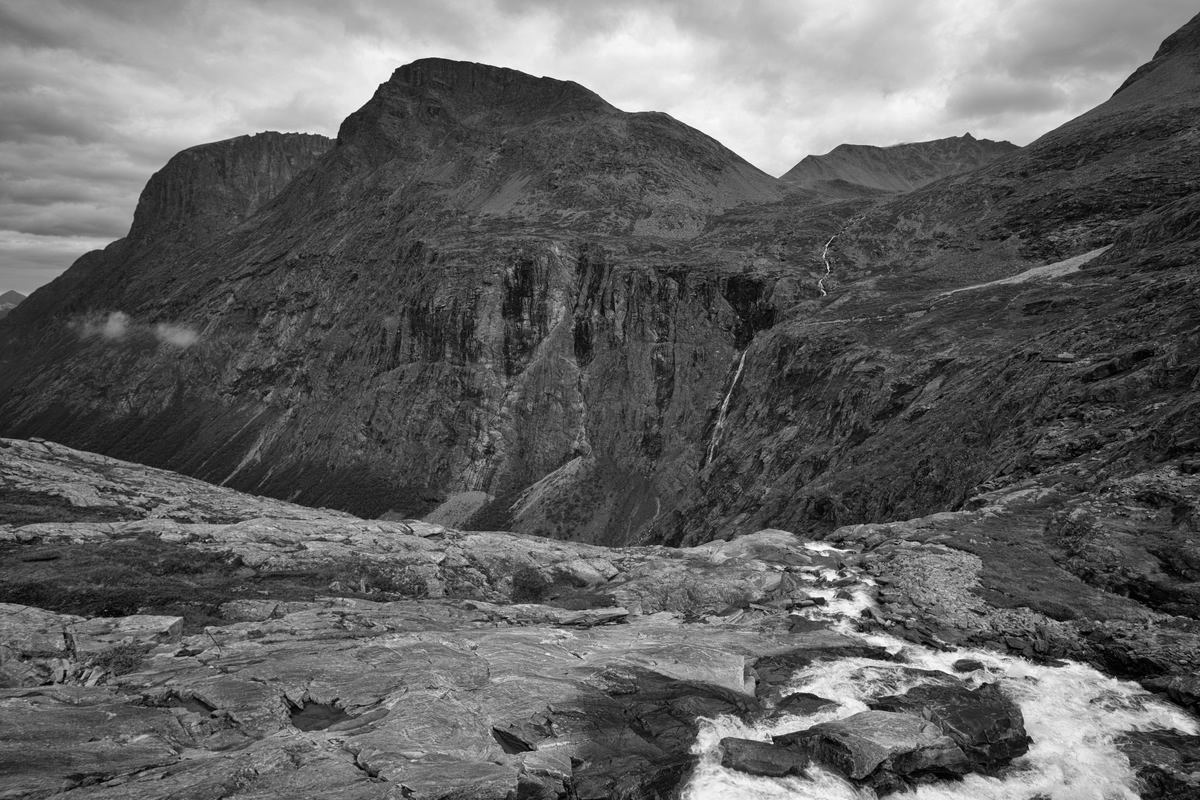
<box><xmin>2</xmin><ymin>439</ymin><xmax>1198</xmax><ymax>799</ymax></box>
<box><xmin>0</xmin><ymin>438</ymin><xmax>879</xmax><ymax>799</ymax></box>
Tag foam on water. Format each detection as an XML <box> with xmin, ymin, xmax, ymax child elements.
<box><xmin>682</xmin><ymin>541</ymin><xmax>1198</xmax><ymax>800</ymax></box>
<box><xmin>802</xmin><ymin>542</ymin><xmax>853</xmax><ymax>556</ymax></box>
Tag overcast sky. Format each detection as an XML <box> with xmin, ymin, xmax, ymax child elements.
<box><xmin>1</xmin><ymin>0</ymin><xmax>1195</xmax><ymax>295</ymax></box>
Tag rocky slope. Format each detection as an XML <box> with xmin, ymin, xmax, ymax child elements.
<box><xmin>779</xmin><ymin>133</ymin><xmax>1017</xmax><ymax>194</ymax></box>
<box><xmin>3</xmin><ymin>438</ymin><xmax>1199</xmax><ymax>799</ymax></box>
<box><xmin>1</xmin><ymin>14</ymin><xmax>1199</xmax><ymax>552</ymax></box>
<box><xmin>0</xmin><ymin>290</ymin><xmax>23</xmax><ymax>320</ymax></box>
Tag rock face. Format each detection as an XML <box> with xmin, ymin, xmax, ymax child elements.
<box><xmin>129</xmin><ymin>131</ymin><xmax>334</xmax><ymax>245</ymax></box>
<box><xmin>1</xmin><ymin>15</ymin><xmax>1200</xmax><ymax>552</ymax></box>
<box><xmin>779</xmin><ymin>133</ymin><xmax>1017</xmax><ymax>194</ymax></box>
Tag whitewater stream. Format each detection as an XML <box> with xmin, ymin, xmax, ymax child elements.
<box><xmin>682</xmin><ymin>542</ymin><xmax>1197</xmax><ymax>800</ymax></box>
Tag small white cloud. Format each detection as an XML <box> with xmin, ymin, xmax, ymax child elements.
<box><xmin>100</xmin><ymin>310</ymin><xmax>128</xmax><ymax>339</ymax></box>
<box><xmin>154</xmin><ymin>322</ymin><xmax>199</xmax><ymax>348</ymax></box>
<box><xmin>73</xmin><ymin>311</ymin><xmax>199</xmax><ymax>349</ymax></box>
<box><xmin>74</xmin><ymin>310</ymin><xmax>129</xmax><ymax>340</ymax></box>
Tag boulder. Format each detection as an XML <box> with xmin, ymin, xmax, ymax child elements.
<box><xmin>1117</xmin><ymin>730</ymin><xmax>1200</xmax><ymax>800</ymax></box>
<box><xmin>774</xmin><ymin>710</ymin><xmax>970</xmax><ymax>793</ymax></box>
<box><xmin>1142</xmin><ymin>674</ymin><xmax>1200</xmax><ymax>713</ymax></box>
<box><xmin>776</xmin><ymin>691</ymin><xmax>839</xmax><ymax>716</ymax></box>
<box><xmin>869</xmin><ymin>682</ymin><xmax>1030</xmax><ymax>769</ymax></box>
<box><xmin>719</xmin><ymin>737</ymin><xmax>810</xmax><ymax>777</ymax></box>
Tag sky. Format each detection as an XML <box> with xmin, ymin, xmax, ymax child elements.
<box><xmin>0</xmin><ymin>0</ymin><xmax>1196</xmax><ymax>295</ymax></box>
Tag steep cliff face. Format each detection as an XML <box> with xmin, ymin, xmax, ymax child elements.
<box><xmin>779</xmin><ymin>134</ymin><xmax>1017</xmax><ymax>194</ymax></box>
<box><xmin>128</xmin><ymin>131</ymin><xmax>334</xmax><ymax>245</ymax></box>
<box><xmin>2</xmin><ymin>14</ymin><xmax>1200</xmax><ymax>550</ymax></box>
<box><xmin>3</xmin><ymin>132</ymin><xmax>334</xmax><ymax>326</ymax></box>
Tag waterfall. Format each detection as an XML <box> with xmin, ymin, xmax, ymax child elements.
<box><xmin>704</xmin><ymin>349</ymin><xmax>748</xmax><ymax>467</ymax></box>
<box><xmin>818</xmin><ymin>232</ymin><xmax>837</xmax><ymax>297</ymax></box>
<box><xmin>817</xmin><ymin>212</ymin><xmax>866</xmax><ymax>297</ymax></box>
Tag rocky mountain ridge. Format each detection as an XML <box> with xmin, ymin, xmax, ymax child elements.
<box><xmin>779</xmin><ymin>133</ymin><xmax>1017</xmax><ymax>195</ymax></box>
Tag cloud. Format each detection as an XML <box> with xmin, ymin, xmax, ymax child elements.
<box><xmin>76</xmin><ymin>310</ymin><xmax>129</xmax><ymax>340</ymax></box>
<box><xmin>0</xmin><ymin>0</ymin><xmax>1196</xmax><ymax>295</ymax></box>
<box><xmin>73</xmin><ymin>310</ymin><xmax>201</xmax><ymax>349</ymax></box>
<box><xmin>0</xmin><ymin>230</ymin><xmax>111</xmax><ymax>294</ymax></box>
<box><xmin>946</xmin><ymin>78</ymin><xmax>1069</xmax><ymax>120</ymax></box>
<box><xmin>154</xmin><ymin>322</ymin><xmax>200</xmax><ymax>348</ymax></box>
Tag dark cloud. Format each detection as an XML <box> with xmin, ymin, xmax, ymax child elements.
<box><xmin>946</xmin><ymin>78</ymin><xmax>1068</xmax><ymax>119</ymax></box>
<box><xmin>0</xmin><ymin>93</ymin><xmax>114</xmax><ymax>144</ymax></box>
<box><xmin>0</xmin><ymin>231</ymin><xmax>111</xmax><ymax>293</ymax></box>
<box><xmin>0</xmin><ymin>0</ymin><xmax>1195</xmax><ymax>294</ymax></box>
<box><xmin>4</xmin><ymin>204</ymin><xmax>130</xmax><ymax>238</ymax></box>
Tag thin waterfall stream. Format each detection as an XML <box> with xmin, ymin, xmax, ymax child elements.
<box><xmin>704</xmin><ymin>349</ymin><xmax>748</xmax><ymax>467</ymax></box>
<box><xmin>817</xmin><ymin>213</ymin><xmax>866</xmax><ymax>296</ymax></box>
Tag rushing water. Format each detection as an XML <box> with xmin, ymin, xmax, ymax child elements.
<box><xmin>682</xmin><ymin>543</ymin><xmax>1198</xmax><ymax>800</ymax></box>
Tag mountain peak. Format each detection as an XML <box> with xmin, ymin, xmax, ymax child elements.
<box><xmin>338</xmin><ymin>59</ymin><xmax>615</xmax><ymax>150</ymax></box>
<box><xmin>128</xmin><ymin>131</ymin><xmax>332</xmax><ymax>243</ymax></box>
<box><xmin>781</xmin><ymin>134</ymin><xmax>1017</xmax><ymax>194</ymax></box>
<box><xmin>389</xmin><ymin>58</ymin><xmax>612</xmax><ymax>112</ymax></box>
<box><xmin>332</xmin><ymin>58</ymin><xmax>779</xmax><ymax>232</ymax></box>
<box><xmin>1113</xmin><ymin>11</ymin><xmax>1200</xmax><ymax>97</ymax></box>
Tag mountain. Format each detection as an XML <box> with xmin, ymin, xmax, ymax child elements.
<box><xmin>0</xmin><ymin>59</ymin><xmax>785</xmax><ymax>543</ymax></box>
<box><xmin>2</xmin><ymin>8</ymin><xmax>1200</xmax><ymax>555</ymax></box>
<box><xmin>779</xmin><ymin>133</ymin><xmax>1017</xmax><ymax>194</ymax></box>
<box><xmin>333</xmin><ymin>58</ymin><xmax>782</xmax><ymax>236</ymax></box>
<box><xmin>0</xmin><ymin>290</ymin><xmax>23</xmax><ymax>320</ymax></box>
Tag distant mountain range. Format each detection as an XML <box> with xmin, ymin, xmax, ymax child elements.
<box><xmin>0</xmin><ymin>290</ymin><xmax>24</xmax><ymax>320</ymax></box>
<box><xmin>779</xmin><ymin>133</ymin><xmax>1017</xmax><ymax>195</ymax></box>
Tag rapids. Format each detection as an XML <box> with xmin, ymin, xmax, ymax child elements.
<box><xmin>682</xmin><ymin>543</ymin><xmax>1198</xmax><ymax>800</ymax></box>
